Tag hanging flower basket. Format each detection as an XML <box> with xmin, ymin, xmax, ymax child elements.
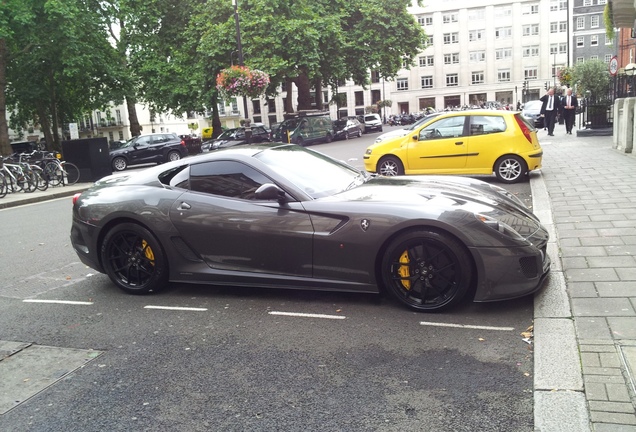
<box><xmin>557</xmin><ymin>66</ymin><xmax>574</xmax><ymax>88</ymax></box>
<box><xmin>216</xmin><ymin>66</ymin><xmax>270</xmax><ymax>100</ymax></box>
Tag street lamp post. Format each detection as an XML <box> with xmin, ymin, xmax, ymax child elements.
<box><xmin>625</xmin><ymin>63</ymin><xmax>636</xmax><ymax>96</ymax></box>
<box><xmin>232</xmin><ymin>0</ymin><xmax>251</xmax><ymax>142</ymax></box>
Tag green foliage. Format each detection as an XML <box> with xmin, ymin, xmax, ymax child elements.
<box><xmin>573</xmin><ymin>60</ymin><xmax>611</xmax><ymax>102</ymax></box>
<box><xmin>377</xmin><ymin>99</ymin><xmax>393</xmax><ymax>108</ymax></box>
<box><xmin>604</xmin><ymin>3</ymin><xmax>615</xmax><ymax>41</ymax></box>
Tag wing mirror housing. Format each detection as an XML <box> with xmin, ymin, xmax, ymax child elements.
<box><xmin>254</xmin><ymin>183</ymin><xmax>287</xmax><ymax>202</ymax></box>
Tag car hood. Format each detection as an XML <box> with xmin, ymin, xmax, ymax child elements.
<box><xmin>322</xmin><ymin>175</ymin><xmax>543</xmax><ymax>239</ymax></box>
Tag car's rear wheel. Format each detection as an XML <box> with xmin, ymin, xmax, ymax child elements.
<box><xmin>381</xmin><ymin>229</ymin><xmax>473</xmax><ymax>312</ymax></box>
<box><xmin>112</xmin><ymin>156</ymin><xmax>127</xmax><ymax>171</ymax></box>
<box><xmin>378</xmin><ymin>156</ymin><xmax>404</xmax><ymax>176</ymax></box>
<box><xmin>101</xmin><ymin>223</ymin><xmax>168</xmax><ymax>295</ymax></box>
<box><xmin>357</xmin><ymin>129</ymin><xmax>362</xmax><ymax>138</ymax></box>
<box><xmin>494</xmin><ymin>155</ymin><xmax>527</xmax><ymax>184</ymax></box>
<box><xmin>167</xmin><ymin>151</ymin><xmax>181</xmax><ymax>162</ymax></box>
<box><xmin>325</xmin><ymin>133</ymin><xmax>333</xmax><ymax>143</ymax></box>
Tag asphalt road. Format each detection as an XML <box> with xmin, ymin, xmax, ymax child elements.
<box><xmin>0</xmin><ymin>131</ymin><xmax>536</xmax><ymax>431</ymax></box>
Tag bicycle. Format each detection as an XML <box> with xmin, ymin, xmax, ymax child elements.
<box><xmin>17</xmin><ymin>152</ymin><xmax>48</xmax><ymax>191</ymax></box>
<box><xmin>35</xmin><ymin>152</ymin><xmax>80</xmax><ymax>186</ymax></box>
<box><xmin>1</xmin><ymin>156</ymin><xmax>36</xmax><ymax>193</ymax></box>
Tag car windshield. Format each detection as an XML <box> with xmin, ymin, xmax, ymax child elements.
<box><xmin>254</xmin><ymin>145</ymin><xmax>366</xmax><ymax>199</ymax></box>
<box><xmin>217</xmin><ymin>129</ymin><xmax>242</xmax><ymax>139</ymax></box>
<box><xmin>334</xmin><ymin>119</ymin><xmax>347</xmax><ymax>127</ymax></box>
<box><xmin>524</xmin><ymin>101</ymin><xmax>542</xmax><ymax>111</ymax></box>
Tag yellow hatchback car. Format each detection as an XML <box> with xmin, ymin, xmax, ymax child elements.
<box><xmin>363</xmin><ymin>110</ymin><xmax>543</xmax><ymax>184</ymax></box>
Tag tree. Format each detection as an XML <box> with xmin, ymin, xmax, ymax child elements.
<box><xmin>573</xmin><ymin>60</ymin><xmax>611</xmax><ymax>103</ymax></box>
<box><xmin>3</xmin><ymin>0</ymin><xmax>120</xmax><ymax>152</ymax></box>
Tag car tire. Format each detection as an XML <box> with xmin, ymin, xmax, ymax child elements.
<box><xmin>167</xmin><ymin>151</ymin><xmax>181</xmax><ymax>162</ymax></box>
<box><xmin>494</xmin><ymin>155</ymin><xmax>527</xmax><ymax>184</ymax></box>
<box><xmin>381</xmin><ymin>229</ymin><xmax>473</xmax><ymax>312</ymax></box>
<box><xmin>357</xmin><ymin>130</ymin><xmax>362</xmax><ymax>138</ymax></box>
<box><xmin>378</xmin><ymin>156</ymin><xmax>404</xmax><ymax>176</ymax></box>
<box><xmin>379</xmin><ymin>127</ymin><xmax>383</xmax><ymax>132</ymax></box>
<box><xmin>325</xmin><ymin>133</ymin><xmax>333</xmax><ymax>143</ymax></box>
<box><xmin>101</xmin><ymin>223</ymin><xmax>169</xmax><ymax>295</ymax></box>
<box><xmin>112</xmin><ymin>156</ymin><xmax>127</xmax><ymax>171</ymax></box>
<box><xmin>296</xmin><ymin>137</ymin><xmax>304</xmax><ymax>146</ymax></box>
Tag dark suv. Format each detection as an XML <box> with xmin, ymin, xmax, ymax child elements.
<box><xmin>109</xmin><ymin>133</ymin><xmax>188</xmax><ymax>171</ymax></box>
<box><xmin>201</xmin><ymin>126</ymin><xmax>271</xmax><ymax>152</ymax></box>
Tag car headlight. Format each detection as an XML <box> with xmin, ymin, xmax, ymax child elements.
<box><xmin>475</xmin><ymin>214</ymin><xmax>525</xmax><ymax>241</ymax></box>
<box><xmin>365</xmin><ymin>148</ymin><xmax>372</xmax><ymax>155</ymax></box>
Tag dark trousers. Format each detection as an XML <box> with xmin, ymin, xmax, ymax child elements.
<box><xmin>563</xmin><ymin>110</ymin><xmax>575</xmax><ymax>133</ymax></box>
<box><xmin>544</xmin><ymin>110</ymin><xmax>557</xmax><ymax>134</ymax></box>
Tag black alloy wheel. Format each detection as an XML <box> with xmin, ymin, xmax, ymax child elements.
<box><xmin>381</xmin><ymin>229</ymin><xmax>473</xmax><ymax>311</ymax></box>
<box><xmin>101</xmin><ymin>223</ymin><xmax>168</xmax><ymax>294</ymax></box>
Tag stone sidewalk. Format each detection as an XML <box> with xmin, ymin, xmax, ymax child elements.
<box><xmin>532</xmin><ymin>128</ymin><xmax>636</xmax><ymax>432</ymax></box>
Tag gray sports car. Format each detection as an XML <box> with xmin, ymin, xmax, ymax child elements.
<box><xmin>70</xmin><ymin>143</ymin><xmax>550</xmax><ymax>312</ymax></box>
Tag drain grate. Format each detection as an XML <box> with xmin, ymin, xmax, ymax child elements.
<box><xmin>0</xmin><ymin>341</ymin><xmax>103</xmax><ymax>414</ymax></box>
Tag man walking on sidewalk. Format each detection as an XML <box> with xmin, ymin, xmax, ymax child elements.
<box><xmin>539</xmin><ymin>88</ymin><xmax>561</xmax><ymax>136</ymax></box>
<box><xmin>561</xmin><ymin>88</ymin><xmax>578</xmax><ymax>134</ymax></box>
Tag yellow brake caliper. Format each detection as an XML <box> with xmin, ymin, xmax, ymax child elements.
<box><xmin>398</xmin><ymin>250</ymin><xmax>411</xmax><ymax>290</ymax></box>
<box><xmin>142</xmin><ymin>240</ymin><xmax>155</xmax><ymax>266</ymax></box>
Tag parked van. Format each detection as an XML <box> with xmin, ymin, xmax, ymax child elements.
<box><xmin>273</xmin><ymin>112</ymin><xmax>333</xmax><ymax>145</ymax></box>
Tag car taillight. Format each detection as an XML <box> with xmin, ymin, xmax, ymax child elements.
<box><xmin>180</xmin><ymin>140</ymin><xmax>186</xmax><ymax>147</ymax></box>
<box><xmin>514</xmin><ymin>115</ymin><xmax>533</xmax><ymax>144</ymax></box>
<box><xmin>72</xmin><ymin>192</ymin><xmax>82</xmax><ymax>206</ymax></box>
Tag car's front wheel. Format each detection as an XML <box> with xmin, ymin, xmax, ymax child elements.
<box><xmin>112</xmin><ymin>156</ymin><xmax>127</xmax><ymax>171</ymax></box>
<box><xmin>378</xmin><ymin>156</ymin><xmax>404</xmax><ymax>176</ymax></box>
<box><xmin>494</xmin><ymin>155</ymin><xmax>527</xmax><ymax>184</ymax></box>
<box><xmin>101</xmin><ymin>223</ymin><xmax>168</xmax><ymax>295</ymax></box>
<box><xmin>381</xmin><ymin>229</ymin><xmax>473</xmax><ymax>312</ymax></box>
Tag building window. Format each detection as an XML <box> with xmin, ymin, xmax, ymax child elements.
<box><xmin>606</xmin><ymin>36</ymin><xmax>613</xmax><ymax>45</ymax></box>
<box><xmin>559</xmin><ymin>0</ymin><xmax>567</xmax><ymax>7</ymax></box>
<box><xmin>591</xmin><ymin>15</ymin><xmax>599</xmax><ymax>28</ymax></box>
<box><xmin>443</xmin><ymin>33</ymin><xmax>459</xmax><ymax>44</ymax></box>
<box><xmin>576</xmin><ymin>17</ymin><xmax>585</xmax><ymax>30</ymax></box>
<box><xmin>371</xmin><ymin>89</ymin><xmax>381</xmax><ymax>104</ymax></box>
<box><xmin>371</xmin><ymin>71</ymin><xmax>380</xmax><ymax>83</ymax></box>
<box><xmin>495</xmin><ymin>6</ymin><xmax>512</xmax><ymax>18</ymax></box>
<box><xmin>446</xmin><ymin>74</ymin><xmax>458</xmax><ymax>86</ymax></box>
<box><xmin>469</xmin><ymin>29</ymin><xmax>485</xmax><ymax>42</ymax></box>
<box><xmin>252</xmin><ymin>100</ymin><xmax>261</xmax><ymax>114</ymax></box>
<box><xmin>605</xmin><ymin>54</ymin><xmax>612</xmax><ymax>62</ymax></box>
<box><xmin>495</xmin><ymin>48</ymin><xmax>512</xmax><ymax>60</ymax></box>
<box><xmin>559</xmin><ymin>22</ymin><xmax>567</xmax><ymax>32</ymax></box>
<box><xmin>495</xmin><ymin>27</ymin><xmax>512</xmax><ymax>39</ymax></box>
<box><xmin>468</xmin><ymin>9</ymin><xmax>485</xmax><ymax>20</ymax></box>
<box><xmin>590</xmin><ymin>35</ymin><xmax>598</xmax><ymax>46</ymax></box>
<box><xmin>419</xmin><ymin>55</ymin><xmax>434</xmax><ymax>67</ymax></box>
<box><xmin>442</xmin><ymin>13</ymin><xmax>458</xmax><ymax>23</ymax></box>
<box><xmin>559</xmin><ymin>43</ymin><xmax>567</xmax><ymax>53</ymax></box>
<box><xmin>498</xmin><ymin>69</ymin><xmax>511</xmax><ymax>82</ymax></box>
<box><xmin>118</xmin><ymin>131</ymin><xmax>124</xmax><ymax>140</ymax></box>
<box><xmin>522</xmin><ymin>4</ymin><xmax>539</xmax><ymax>15</ymax></box>
<box><xmin>421</xmin><ymin>76</ymin><xmax>433</xmax><ymax>89</ymax></box>
<box><xmin>577</xmin><ymin>36</ymin><xmax>584</xmax><ymax>48</ymax></box>
<box><xmin>397</xmin><ymin>78</ymin><xmax>408</xmax><ymax>91</ymax></box>
<box><xmin>417</xmin><ymin>15</ymin><xmax>433</xmax><ymax>26</ymax></box>
<box><xmin>598</xmin><ymin>0</ymin><xmax>607</xmax><ymax>4</ymax></box>
<box><xmin>550</xmin><ymin>43</ymin><xmax>558</xmax><ymax>54</ymax></box>
<box><xmin>523</xmin><ymin>24</ymin><xmax>539</xmax><ymax>36</ymax></box>
<box><xmin>524</xmin><ymin>68</ymin><xmax>538</xmax><ymax>79</ymax></box>
<box><xmin>523</xmin><ymin>46</ymin><xmax>540</xmax><ymax>57</ymax></box>
<box><xmin>267</xmin><ymin>98</ymin><xmax>276</xmax><ymax>113</ymax></box>
<box><xmin>471</xmin><ymin>72</ymin><xmax>484</xmax><ymax>85</ymax></box>
<box><xmin>583</xmin><ymin>0</ymin><xmax>591</xmax><ymax>5</ymax></box>
<box><xmin>444</xmin><ymin>53</ymin><xmax>460</xmax><ymax>65</ymax></box>
<box><xmin>576</xmin><ymin>57</ymin><xmax>584</xmax><ymax>64</ymax></box>
<box><xmin>469</xmin><ymin>51</ymin><xmax>486</xmax><ymax>62</ymax></box>
<box><xmin>590</xmin><ymin>55</ymin><xmax>598</xmax><ymax>61</ymax></box>
<box><xmin>355</xmin><ymin>91</ymin><xmax>364</xmax><ymax>106</ymax></box>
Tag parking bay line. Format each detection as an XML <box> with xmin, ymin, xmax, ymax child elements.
<box><xmin>22</xmin><ymin>299</ymin><xmax>94</xmax><ymax>305</ymax></box>
<box><xmin>268</xmin><ymin>311</ymin><xmax>346</xmax><ymax>320</ymax></box>
<box><xmin>420</xmin><ymin>321</ymin><xmax>514</xmax><ymax>331</ymax></box>
<box><xmin>144</xmin><ymin>305</ymin><xmax>208</xmax><ymax>312</ymax></box>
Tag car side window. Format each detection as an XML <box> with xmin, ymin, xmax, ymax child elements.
<box><xmin>189</xmin><ymin>161</ymin><xmax>273</xmax><ymax>200</ymax></box>
<box><xmin>469</xmin><ymin>116</ymin><xmax>507</xmax><ymax>135</ymax></box>
<box><xmin>419</xmin><ymin>116</ymin><xmax>466</xmax><ymax>140</ymax></box>
<box><xmin>135</xmin><ymin>136</ymin><xmax>152</xmax><ymax>145</ymax></box>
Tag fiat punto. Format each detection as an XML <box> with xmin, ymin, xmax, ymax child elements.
<box><xmin>363</xmin><ymin>110</ymin><xmax>543</xmax><ymax>184</ymax></box>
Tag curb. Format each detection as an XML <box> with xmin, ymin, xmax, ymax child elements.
<box><xmin>531</xmin><ymin>171</ymin><xmax>591</xmax><ymax>431</ymax></box>
<box><xmin>0</xmin><ymin>184</ymin><xmax>91</xmax><ymax>210</ymax></box>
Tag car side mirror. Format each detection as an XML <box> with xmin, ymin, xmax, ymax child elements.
<box><xmin>254</xmin><ymin>183</ymin><xmax>287</xmax><ymax>202</ymax></box>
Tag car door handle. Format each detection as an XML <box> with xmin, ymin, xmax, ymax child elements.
<box><xmin>177</xmin><ymin>202</ymin><xmax>191</xmax><ymax>210</ymax></box>
<box><xmin>455</xmin><ymin>141</ymin><xmax>464</xmax><ymax>145</ymax></box>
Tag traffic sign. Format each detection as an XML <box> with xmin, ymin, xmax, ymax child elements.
<box><xmin>609</xmin><ymin>56</ymin><xmax>619</xmax><ymax>76</ymax></box>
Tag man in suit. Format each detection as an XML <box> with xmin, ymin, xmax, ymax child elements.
<box><xmin>539</xmin><ymin>88</ymin><xmax>562</xmax><ymax>136</ymax></box>
<box><xmin>561</xmin><ymin>88</ymin><xmax>578</xmax><ymax>134</ymax></box>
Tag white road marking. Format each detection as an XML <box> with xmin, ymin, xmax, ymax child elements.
<box><xmin>144</xmin><ymin>305</ymin><xmax>208</xmax><ymax>311</ymax></box>
<box><xmin>23</xmin><ymin>299</ymin><xmax>94</xmax><ymax>305</ymax></box>
<box><xmin>268</xmin><ymin>311</ymin><xmax>346</xmax><ymax>320</ymax></box>
<box><xmin>420</xmin><ymin>321</ymin><xmax>514</xmax><ymax>331</ymax></box>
